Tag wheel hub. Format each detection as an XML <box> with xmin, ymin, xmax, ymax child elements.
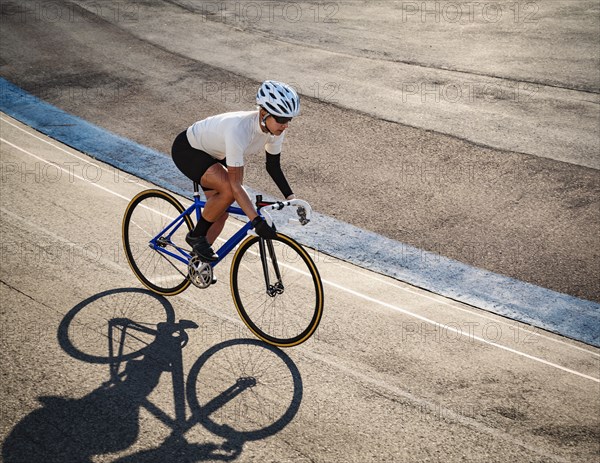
<box><xmin>267</xmin><ymin>281</ymin><xmax>284</xmax><ymax>297</ymax></box>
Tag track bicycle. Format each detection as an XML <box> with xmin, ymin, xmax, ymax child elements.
<box><xmin>122</xmin><ymin>182</ymin><xmax>324</xmax><ymax>347</ymax></box>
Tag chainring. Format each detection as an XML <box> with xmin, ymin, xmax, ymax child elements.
<box><xmin>188</xmin><ymin>255</ymin><xmax>213</xmax><ymax>289</ymax></box>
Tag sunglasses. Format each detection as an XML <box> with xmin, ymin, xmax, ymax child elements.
<box><xmin>272</xmin><ymin>115</ymin><xmax>292</xmax><ymax>124</ymax></box>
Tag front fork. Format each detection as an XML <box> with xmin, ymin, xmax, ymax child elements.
<box><xmin>259</xmin><ymin>238</ymin><xmax>284</xmax><ymax>297</ymax></box>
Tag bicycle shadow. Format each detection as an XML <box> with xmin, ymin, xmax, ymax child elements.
<box><xmin>2</xmin><ymin>288</ymin><xmax>303</xmax><ymax>463</ymax></box>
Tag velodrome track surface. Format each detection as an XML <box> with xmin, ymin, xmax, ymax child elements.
<box><xmin>1</xmin><ymin>113</ymin><xmax>599</xmax><ymax>462</ymax></box>
<box><xmin>1</xmin><ymin>0</ymin><xmax>599</xmax><ymax>303</ymax></box>
<box><xmin>2</xmin><ymin>78</ymin><xmax>597</xmax><ymax>348</ymax></box>
<box><xmin>1</xmin><ymin>0</ymin><xmax>600</xmax><ymax>461</ymax></box>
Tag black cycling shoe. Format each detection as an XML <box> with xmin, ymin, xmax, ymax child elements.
<box><xmin>185</xmin><ymin>233</ymin><xmax>218</xmax><ymax>262</ymax></box>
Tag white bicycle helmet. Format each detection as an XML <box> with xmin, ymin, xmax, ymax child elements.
<box><xmin>256</xmin><ymin>80</ymin><xmax>300</xmax><ymax>118</ymax></box>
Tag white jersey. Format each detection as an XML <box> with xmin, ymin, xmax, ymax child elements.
<box><xmin>186</xmin><ymin>110</ymin><xmax>285</xmax><ymax>167</ymax></box>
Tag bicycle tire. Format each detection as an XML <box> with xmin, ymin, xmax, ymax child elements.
<box><xmin>230</xmin><ymin>234</ymin><xmax>324</xmax><ymax>347</ymax></box>
<box><xmin>122</xmin><ymin>189</ymin><xmax>193</xmax><ymax>296</ymax></box>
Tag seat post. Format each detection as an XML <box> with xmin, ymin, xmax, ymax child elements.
<box><xmin>192</xmin><ymin>181</ymin><xmax>202</xmax><ymax>223</ymax></box>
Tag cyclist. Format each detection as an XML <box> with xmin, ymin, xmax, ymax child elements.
<box><xmin>171</xmin><ymin>80</ymin><xmax>300</xmax><ymax>262</ymax></box>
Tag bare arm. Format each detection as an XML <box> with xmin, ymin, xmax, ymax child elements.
<box><xmin>227</xmin><ymin>166</ymin><xmax>259</xmax><ymax>221</ymax></box>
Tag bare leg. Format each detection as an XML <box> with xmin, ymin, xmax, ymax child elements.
<box><xmin>205</xmin><ymin>191</ymin><xmax>228</xmax><ymax>244</ymax></box>
<box><xmin>200</xmin><ymin>164</ymin><xmax>234</xmax><ymax>244</ymax></box>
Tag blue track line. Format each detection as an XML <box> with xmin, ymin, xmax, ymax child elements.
<box><xmin>1</xmin><ymin>77</ymin><xmax>598</xmax><ymax>347</ymax></box>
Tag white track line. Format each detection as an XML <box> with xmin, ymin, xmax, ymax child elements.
<box><xmin>0</xmin><ymin>208</ymin><xmax>574</xmax><ymax>463</ymax></box>
<box><xmin>4</xmin><ymin>114</ymin><xmax>596</xmax><ymax>357</ymax></box>
<box><xmin>1</xmin><ymin>123</ymin><xmax>599</xmax><ymax>384</ymax></box>
<box><xmin>0</xmin><ymin>115</ymin><xmax>153</xmax><ymax>191</ymax></box>
<box><xmin>1</xmin><ymin>137</ymin><xmax>132</xmax><ymax>201</ymax></box>
<box><xmin>323</xmin><ymin>279</ymin><xmax>599</xmax><ymax>383</ymax></box>
<box><xmin>334</xmin><ymin>260</ymin><xmax>600</xmax><ymax>357</ymax></box>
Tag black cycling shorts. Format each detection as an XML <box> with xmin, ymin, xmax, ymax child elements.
<box><xmin>171</xmin><ymin>130</ymin><xmax>226</xmax><ymax>191</ymax></box>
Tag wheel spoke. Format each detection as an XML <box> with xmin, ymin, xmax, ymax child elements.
<box><xmin>231</xmin><ymin>235</ymin><xmax>323</xmax><ymax>347</ymax></box>
<box><xmin>123</xmin><ymin>190</ymin><xmax>192</xmax><ymax>295</ymax></box>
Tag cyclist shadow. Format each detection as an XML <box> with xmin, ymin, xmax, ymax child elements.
<box><xmin>2</xmin><ymin>288</ymin><xmax>303</xmax><ymax>463</ymax></box>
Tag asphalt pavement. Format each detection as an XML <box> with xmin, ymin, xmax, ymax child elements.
<box><xmin>1</xmin><ymin>113</ymin><xmax>599</xmax><ymax>462</ymax></box>
<box><xmin>0</xmin><ymin>0</ymin><xmax>598</xmax><ymax>301</ymax></box>
<box><xmin>1</xmin><ymin>1</ymin><xmax>599</xmax><ymax>461</ymax></box>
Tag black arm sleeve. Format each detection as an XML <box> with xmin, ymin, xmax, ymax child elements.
<box><xmin>265</xmin><ymin>152</ymin><xmax>293</xmax><ymax>198</ymax></box>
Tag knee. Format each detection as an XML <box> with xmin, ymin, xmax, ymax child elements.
<box><xmin>216</xmin><ymin>184</ymin><xmax>235</xmax><ymax>204</ymax></box>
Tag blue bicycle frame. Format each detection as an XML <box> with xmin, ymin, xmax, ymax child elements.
<box><xmin>148</xmin><ymin>183</ymin><xmax>257</xmax><ymax>267</ymax></box>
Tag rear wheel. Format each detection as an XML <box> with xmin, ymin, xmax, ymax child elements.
<box><xmin>122</xmin><ymin>189</ymin><xmax>193</xmax><ymax>296</ymax></box>
<box><xmin>230</xmin><ymin>234</ymin><xmax>324</xmax><ymax>347</ymax></box>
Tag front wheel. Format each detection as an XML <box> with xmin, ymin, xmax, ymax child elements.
<box><xmin>230</xmin><ymin>234</ymin><xmax>324</xmax><ymax>347</ymax></box>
